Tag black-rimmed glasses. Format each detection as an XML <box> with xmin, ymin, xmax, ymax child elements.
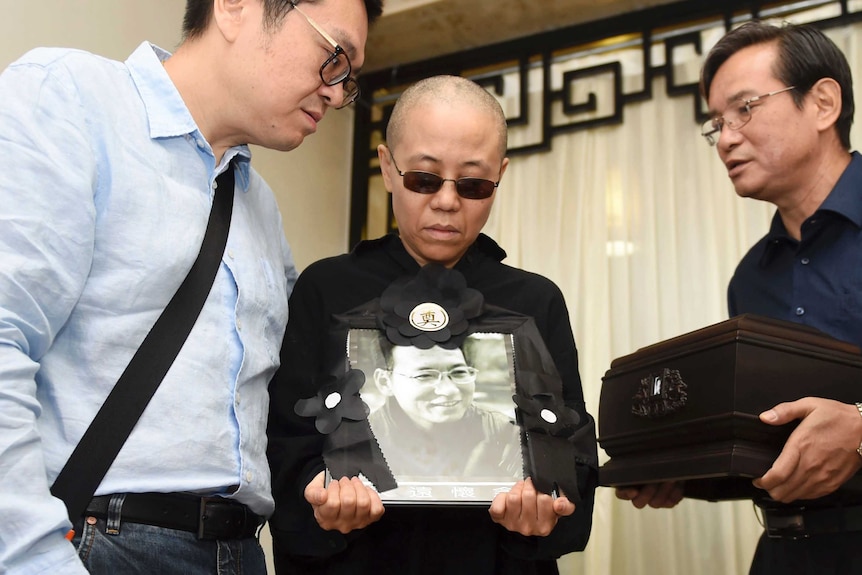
<box><xmin>289</xmin><ymin>1</ymin><xmax>359</xmax><ymax>109</ymax></box>
<box><xmin>389</xmin><ymin>151</ymin><xmax>500</xmax><ymax>200</ymax></box>
<box><xmin>392</xmin><ymin>367</ymin><xmax>479</xmax><ymax>387</ymax></box>
<box><xmin>701</xmin><ymin>86</ymin><xmax>796</xmax><ymax>146</ymax></box>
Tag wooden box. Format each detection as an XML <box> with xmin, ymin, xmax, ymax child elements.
<box><xmin>597</xmin><ymin>314</ymin><xmax>862</xmax><ymax>501</ymax></box>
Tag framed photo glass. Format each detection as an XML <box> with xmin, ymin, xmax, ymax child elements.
<box><xmin>347</xmin><ymin>329</ymin><xmax>522</xmax><ymax>504</ymax></box>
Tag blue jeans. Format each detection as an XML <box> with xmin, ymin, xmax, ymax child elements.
<box><xmin>72</xmin><ymin>509</ymin><xmax>267</xmax><ymax>574</ymax></box>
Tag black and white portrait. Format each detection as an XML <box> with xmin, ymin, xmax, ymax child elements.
<box><xmin>347</xmin><ymin>329</ymin><xmax>523</xmax><ymax>503</ymax></box>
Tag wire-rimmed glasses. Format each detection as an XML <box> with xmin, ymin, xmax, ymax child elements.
<box><xmin>392</xmin><ymin>367</ymin><xmax>479</xmax><ymax>387</ymax></box>
<box><xmin>701</xmin><ymin>86</ymin><xmax>796</xmax><ymax>146</ymax></box>
<box><xmin>289</xmin><ymin>1</ymin><xmax>359</xmax><ymax>109</ymax></box>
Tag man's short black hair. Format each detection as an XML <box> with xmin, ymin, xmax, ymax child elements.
<box><xmin>700</xmin><ymin>21</ymin><xmax>854</xmax><ymax>150</ymax></box>
<box><xmin>182</xmin><ymin>0</ymin><xmax>384</xmax><ymax>41</ymax></box>
<box><xmin>377</xmin><ymin>336</ymin><xmax>474</xmax><ymax>370</ymax></box>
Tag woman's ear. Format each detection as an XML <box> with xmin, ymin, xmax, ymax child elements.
<box><xmin>378</xmin><ymin>144</ymin><xmax>394</xmax><ymax>193</ymax></box>
<box><xmin>498</xmin><ymin>156</ymin><xmax>510</xmax><ymax>180</ymax></box>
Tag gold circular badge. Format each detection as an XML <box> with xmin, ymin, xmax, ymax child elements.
<box><xmin>408</xmin><ymin>302</ymin><xmax>449</xmax><ymax>332</ymax></box>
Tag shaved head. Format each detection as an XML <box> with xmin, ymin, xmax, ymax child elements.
<box><xmin>386</xmin><ymin>75</ymin><xmax>508</xmax><ymax>158</ymax></box>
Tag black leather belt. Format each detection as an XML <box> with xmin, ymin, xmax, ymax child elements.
<box><xmin>760</xmin><ymin>503</ymin><xmax>862</xmax><ymax>539</ymax></box>
<box><xmin>85</xmin><ymin>493</ymin><xmax>264</xmax><ymax>540</ymax></box>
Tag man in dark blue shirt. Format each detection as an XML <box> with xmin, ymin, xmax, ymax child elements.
<box><xmin>727</xmin><ymin>161</ymin><xmax>862</xmax><ymax>349</ymax></box>
<box><xmin>618</xmin><ymin>21</ymin><xmax>862</xmax><ymax>574</ymax></box>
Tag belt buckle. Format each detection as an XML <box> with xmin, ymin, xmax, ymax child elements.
<box><xmin>763</xmin><ymin>507</ymin><xmax>809</xmax><ymax>540</ymax></box>
<box><xmin>197</xmin><ymin>496</ymin><xmax>257</xmax><ymax>540</ymax></box>
<box><xmin>197</xmin><ymin>496</ymin><xmax>218</xmax><ymax>540</ymax></box>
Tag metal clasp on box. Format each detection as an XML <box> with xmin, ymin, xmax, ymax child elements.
<box><xmin>631</xmin><ymin>368</ymin><xmax>688</xmax><ymax>418</ymax></box>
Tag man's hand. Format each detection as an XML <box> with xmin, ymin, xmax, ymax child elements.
<box><xmin>488</xmin><ymin>477</ymin><xmax>575</xmax><ymax>537</ymax></box>
<box><xmin>615</xmin><ymin>481</ymin><xmax>684</xmax><ymax>509</ymax></box>
<box><xmin>753</xmin><ymin>397</ymin><xmax>862</xmax><ymax>502</ymax></box>
<box><xmin>304</xmin><ymin>471</ymin><xmax>385</xmax><ymax>533</ymax></box>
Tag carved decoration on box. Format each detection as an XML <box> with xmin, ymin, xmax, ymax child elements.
<box><xmin>631</xmin><ymin>368</ymin><xmax>688</xmax><ymax>418</ymax></box>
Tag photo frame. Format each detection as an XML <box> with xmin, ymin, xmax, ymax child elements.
<box><xmin>346</xmin><ymin>329</ymin><xmax>522</xmax><ymax>504</ymax></box>
<box><xmin>294</xmin><ymin>264</ymin><xmax>584</xmax><ymax>506</ymax></box>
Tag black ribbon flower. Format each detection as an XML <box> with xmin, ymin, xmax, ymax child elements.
<box><xmin>294</xmin><ymin>369</ymin><xmax>369</xmax><ymax>434</ymax></box>
<box><xmin>378</xmin><ymin>264</ymin><xmax>484</xmax><ymax>349</ymax></box>
<box><xmin>514</xmin><ymin>390</ymin><xmax>580</xmax><ymax>438</ymax></box>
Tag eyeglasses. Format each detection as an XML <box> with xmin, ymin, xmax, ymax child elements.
<box><xmin>701</xmin><ymin>86</ymin><xmax>796</xmax><ymax>146</ymax></box>
<box><xmin>392</xmin><ymin>367</ymin><xmax>479</xmax><ymax>387</ymax></box>
<box><xmin>289</xmin><ymin>1</ymin><xmax>359</xmax><ymax>109</ymax></box>
<box><xmin>388</xmin><ymin>151</ymin><xmax>500</xmax><ymax>200</ymax></box>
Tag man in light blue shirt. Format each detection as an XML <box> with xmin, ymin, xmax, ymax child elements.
<box><xmin>0</xmin><ymin>0</ymin><xmax>382</xmax><ymax>573</ymax></box>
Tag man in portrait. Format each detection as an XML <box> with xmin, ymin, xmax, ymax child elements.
<box><xmin>367</xmin><ymin>336</ymin><xmax>522</xmax><ymax>481</ymax></box>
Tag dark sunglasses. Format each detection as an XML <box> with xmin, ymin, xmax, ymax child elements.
<box><xmin>389</xmin><ymin>151</ymin><xmax>499</xmax><ymax>200</ymax></box>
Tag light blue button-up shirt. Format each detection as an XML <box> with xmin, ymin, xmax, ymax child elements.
<box><xmin>0</xmin><ymin>42</ymin><xmax>297</xmax><ymax>573</ymax></box>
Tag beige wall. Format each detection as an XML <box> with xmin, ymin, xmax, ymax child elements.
<box><xmin>1</xmin><ymin>2</ymin><xmax>356</xmax><ymax>573</ymax></box>
<box><xmin>0</xmin><ymin>0</ymin><xmax>353</xmax><ymax>272</ymax></box>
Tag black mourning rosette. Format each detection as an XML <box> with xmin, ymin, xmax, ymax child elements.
<box><xmin>513</xmin><ymin>389</ymin><xmax>581</xmax><ymax>439</ymax></box>
<box><xmin>378</xmin><ymin>264</ymin><xmax>483</xmax><ymax>349</ymax></box>
<box><xmin>294</xmin><ymin>370</ymin><xmax>368</xmax><ymax>434</ymax></box>
<box><xmin>294</xmin><ymin>369</ymin><xmax>396</xmax><ymax>492</ymax></box>
<box><xmin>511</xmin><ymin>363</ymin><xmax>585</xmax><ymax>502</ymax></box>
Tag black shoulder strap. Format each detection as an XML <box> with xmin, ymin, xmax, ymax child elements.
<box><xmin>50</xmin><ymin>164</ymin><xmax>236</xmax><ymax>522</ymax></box>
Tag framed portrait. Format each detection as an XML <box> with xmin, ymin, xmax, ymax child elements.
<box><xmin>345</xmin><ymin>329</ymin><xmax>522</xmax><ymax>504</ymax></box>
<box><xmin>295</xmin><ymin>264</ymin><xmax>585</xmax><ymax>506</ymax></box>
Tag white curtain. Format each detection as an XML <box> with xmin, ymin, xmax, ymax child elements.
<box><xmin>480</xmin><ymin>17</ymin><xmax>862</xmax><ymax>575</ymax></box>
